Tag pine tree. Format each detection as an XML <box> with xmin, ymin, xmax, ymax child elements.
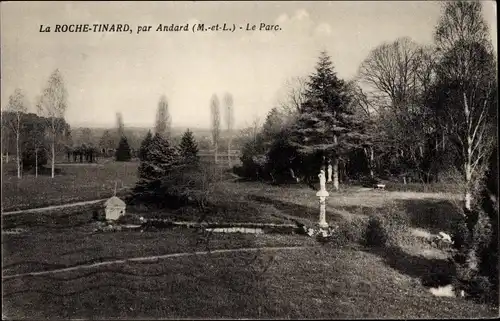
<box><xmin>134</xmin><ymin>133</ymin><xmax>180</xmax><ymax>203</ymax></box>
<box><xmin>289</xmin><ymin>51</ymin><xmax>368</xmax><ymax>190</ymax></box>
<box><xmin>179</xmin><ymin>129</ymin><xmax>199</xmax><ymax>165</ymax></box>
<box><xmin>115</xmin><ymin>136</ymin><xmax>131</xmax><ymax>161</ymax></box>
<box><xmin>137</xmin><ymin>133</ymin><xmax>179</xmax><ymax>181</ymax></box>
<box><xmin>138</xmin><ymin>130</ymin><xmax>153</xmax><ymax>162</ymax></box>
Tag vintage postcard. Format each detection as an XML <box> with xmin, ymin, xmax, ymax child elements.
<box><xmin>1</xmin><ymin>1</ymin><xmax>498</xmax><ymax>319</ymax></box>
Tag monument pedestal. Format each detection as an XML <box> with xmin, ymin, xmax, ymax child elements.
<box><xmin>316</xmin><ymin>189</ymin><xmax>329</xmax><ymax>229</ymax></box>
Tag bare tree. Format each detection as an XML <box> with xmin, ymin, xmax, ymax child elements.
<box><xmin>358</xmin><ymin>37</ymin><xmax>424</xmax><ymax>106</ymax></box>
<box><xmin>348</xmin><ymin>82</ymin><xmax>379</xmax><ymax>178</ymax></box>
<box><xmin>37</xmin><ymin>69</ymin><xmax>68</xmax><ymax>178</ymax></box>
<box><xmin>4</xmin><ymin>89</ymin><xmax>28</xmax><ymax>178</ymax></box>
<box><xmin>434</xmin><ymin>1</ymin><xmax>492</xmax><ymax>55</ymax></box>
<box><xmin>278</xmin><ymin>76</ymin><xmax>307</xmax><ymax>116</ymax></box>
<box><xmin>433</xmin><ymin>2</ymin><xmax>496</xmax><ymax>212</ymax></box>
<box><xmin>210</xmin><ymin>94</ymin><xmax>221</xmax><ymax>164</ymax></box>
<box><xmin>155</xmin><ymin>95</ymin><xmax>171</xmax><ymax>138</ymax></box>
<box><xmin>223</xmin><ymin>93</ymin><xmax>234</xmax><ymax>167</ymax></box>
<box><xmin>357</xmin><ymin>37</ymin><xmax>438</xmax><ymax>182</ymax></box>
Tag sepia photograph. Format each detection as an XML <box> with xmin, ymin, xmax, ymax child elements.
<box><xmin>1</xmin><ymin>0</ymin><xmax>498</xmax><ymax>319</ymax></box>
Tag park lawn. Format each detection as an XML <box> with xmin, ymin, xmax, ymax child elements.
<box><xmin>3</xmin><ymin>246</ymin><xmax>497</xmax><ymax>319</ymax></box>
<box><xmin>3</xmin><ymin>178</ymin><xmax>496</xmax><ymax>319</ymax></box>
<box><xmin>1</xmin><ymin>161</ymin><xmax>140</xmax><ymax>211</ymax></box>
<box><xmin>2</xmin><ymin>204</ymin><xmax>314</xmax><ymax>276</ymax></box>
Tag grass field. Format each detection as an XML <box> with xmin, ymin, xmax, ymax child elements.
<box><xmin>1</xmin><ymin>161</ymin><xmax>140</xmax><ymax>211</ymax></box>
<box><xmin>2</xmin><ymin>162</ymin><xmax>497</xmax><ymax>319</ymax></box>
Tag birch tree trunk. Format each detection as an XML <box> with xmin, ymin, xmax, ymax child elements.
<box><xmin>369</xmin><ymin>146</ymin><xmax>374</xmax><ymax>178</ymax></box>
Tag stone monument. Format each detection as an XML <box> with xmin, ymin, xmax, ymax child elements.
<box><xmin>316</xmin><ymin>169</ymin><xmax>329</xmax><ymax>229</ymax></box>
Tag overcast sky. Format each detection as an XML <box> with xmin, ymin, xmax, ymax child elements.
<box><xmin>1</xmin><ymin>1</ymin><xmax>497</xmax><ymax>129</ymax></box>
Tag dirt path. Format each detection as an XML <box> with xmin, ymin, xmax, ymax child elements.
<box><xmin>2</xmin><ymin>199</ymin><xmax>107</xmax><ymax>216</ymax></box>
<box><xmin>2</xmin><ymin>245</ymin><xmax>316</xmax><ymax>280</ymax></box>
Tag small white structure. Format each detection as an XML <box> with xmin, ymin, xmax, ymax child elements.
<box><xmin>104</xmin><ymin>196</ymin><xmax>126</xmax><ymax>221</ymax></box>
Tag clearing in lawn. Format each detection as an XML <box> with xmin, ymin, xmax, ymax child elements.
<box><xmin>2</xmin><ymin>178</ymin><xmax>498</xmax><ymax>319</ymax></box>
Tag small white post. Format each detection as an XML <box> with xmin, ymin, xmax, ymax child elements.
<box><xmin>316</xmin><ymin>170</ymin><xmax>329</xmax><ymax>229</ymax></box>
<box><xmin>327</xmin><ymin>163</ymin><xmax>333</xmax><ymax>183</ymax></box>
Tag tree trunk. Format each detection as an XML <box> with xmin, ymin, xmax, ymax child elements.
<box><xmin>228</xmin><ymin>140</ymin><xmax>232</xmax><ymax>168</ymax></box>
<box><xmin>464</xmin><ymin>161</ymin><xmax>473</xmax><ymax>212</ymax></box>
<box><xmin>214</xmin><ymin>142</ymin><xmax>218</xmax><ymax>164</ymax></box>
<box><xmin>35</xmin><ymin>148</ymin><xmax>38</xmax><ymax>178</ymax></box>
<box><xmin>16</xmin><ymin>128</ymin><xmax>21</xmax><ymax>179</ymax></box>
<box><xmin>51</xmin><ymin>142</ymin><xmax>55</xmax><ymax>178</ymax></box>
<box><xmin>332</xmin><ymin>157</ymin><xmax>339</xmax><ymax>191</ymax></box>
<box><xmin>369</xmin><ymin>146</ymin><xmax>374</xmax><ymax>178</ymax></box>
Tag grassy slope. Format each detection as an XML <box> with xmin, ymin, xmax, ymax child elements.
<box><xmin>1</xmin><ymin>161</ymin><xmax>139</xmax><ymax>211</ymax></box>
<box><xmin>2</xmin><ymin>177</ymin><xmax>497</xmax><ymax>319</ymax></box>
<box><xmin>3</xmin><ymin>246</ymin><xmax>496</xmax><ymax>319</ymax></box>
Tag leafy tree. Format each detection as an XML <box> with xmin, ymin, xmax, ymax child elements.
<box><xmin>115</xmin><ymin>136</ymin><xmax>131</xmax><ymax>162</ymax></box>
<box><xmin>179</xmin><ymin>129</ymin><xmax>199</xmax><ymax>165</ymax></box>
<box><xmin>289</xmin><ymin>51</ymin><xmax>367</xmax><ymax>190</ymax></box>
<box><xmin>36</xmin><ymin>69</ymin><xmax>68</xmax><ymax>178</ymax></box>
<box><xmin>138</xmin><ymin>130</ymin><xmax>153</xmax><ymax>162</ymax></box>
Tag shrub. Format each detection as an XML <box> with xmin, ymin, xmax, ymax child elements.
<box><xmin>329</xmin><ymin>217</ymin><xmax>369</xmax><ymax>246</ymax></box>
<box><xmin>363</xmin><ymin>206</ymin><xmax>410</xmax><ymax>248</ymax></box>
<box><xmin>21</xmin><ymin>147</ymin><xmax>48</xmax><ymax>171</ymax></box>
<box><xmin>364</xmin><ymin>215</ymin><xmax>388</xmax><ymax>247</ymax></box>
<box><xmin>131</xmin><ymin>164</ymin><xmax>219</xmax><ymax>212</ymax></box>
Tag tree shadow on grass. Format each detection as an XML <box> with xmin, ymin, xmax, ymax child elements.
<box><xmin>363</xmin><ymin>245</ymin><xmax>455</xmax><ymax>288</ymax></box>
<box><xmin>247</xmin><ymin>194</ymin><xmax>344</xmax><ymax>225</ymax></box>
<box><xmin>397</xmin><ymin>199</ymin><xmax>462</xmax><ymax>234</ymax></box>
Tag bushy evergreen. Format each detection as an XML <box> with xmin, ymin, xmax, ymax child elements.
<box><xmin>288</xmin><ymin>52</ymin><xmax>368</xmax><ymax>180</ymax></box>
<box><xmin>138</xmin><ymin>130</ymin><xmax>153</xmax><ymax>162</ymax></box>
<box><xmin>132</xmin><ymin>133</ymin><xmax>181</xmax><ymax>205</ymax></box>
<box><xmin>138</xmin><ymin>133</ymin><xmax>179</xmax><ymax>181</ymax></box>
<box><xmin>115</xmin><ymin>136</ymin><xmax>131</xmax><ymax>161</ymax></box>
<box><xmin>179</xmin><ymin>129</ymin><xmax>200</xmax><ymax>165</ymax></box>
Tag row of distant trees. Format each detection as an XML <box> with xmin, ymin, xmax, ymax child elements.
<box><xmin>235</xmin><ymin>2</ymin><xmax>497</xmax><ymax>302</ymax></box>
